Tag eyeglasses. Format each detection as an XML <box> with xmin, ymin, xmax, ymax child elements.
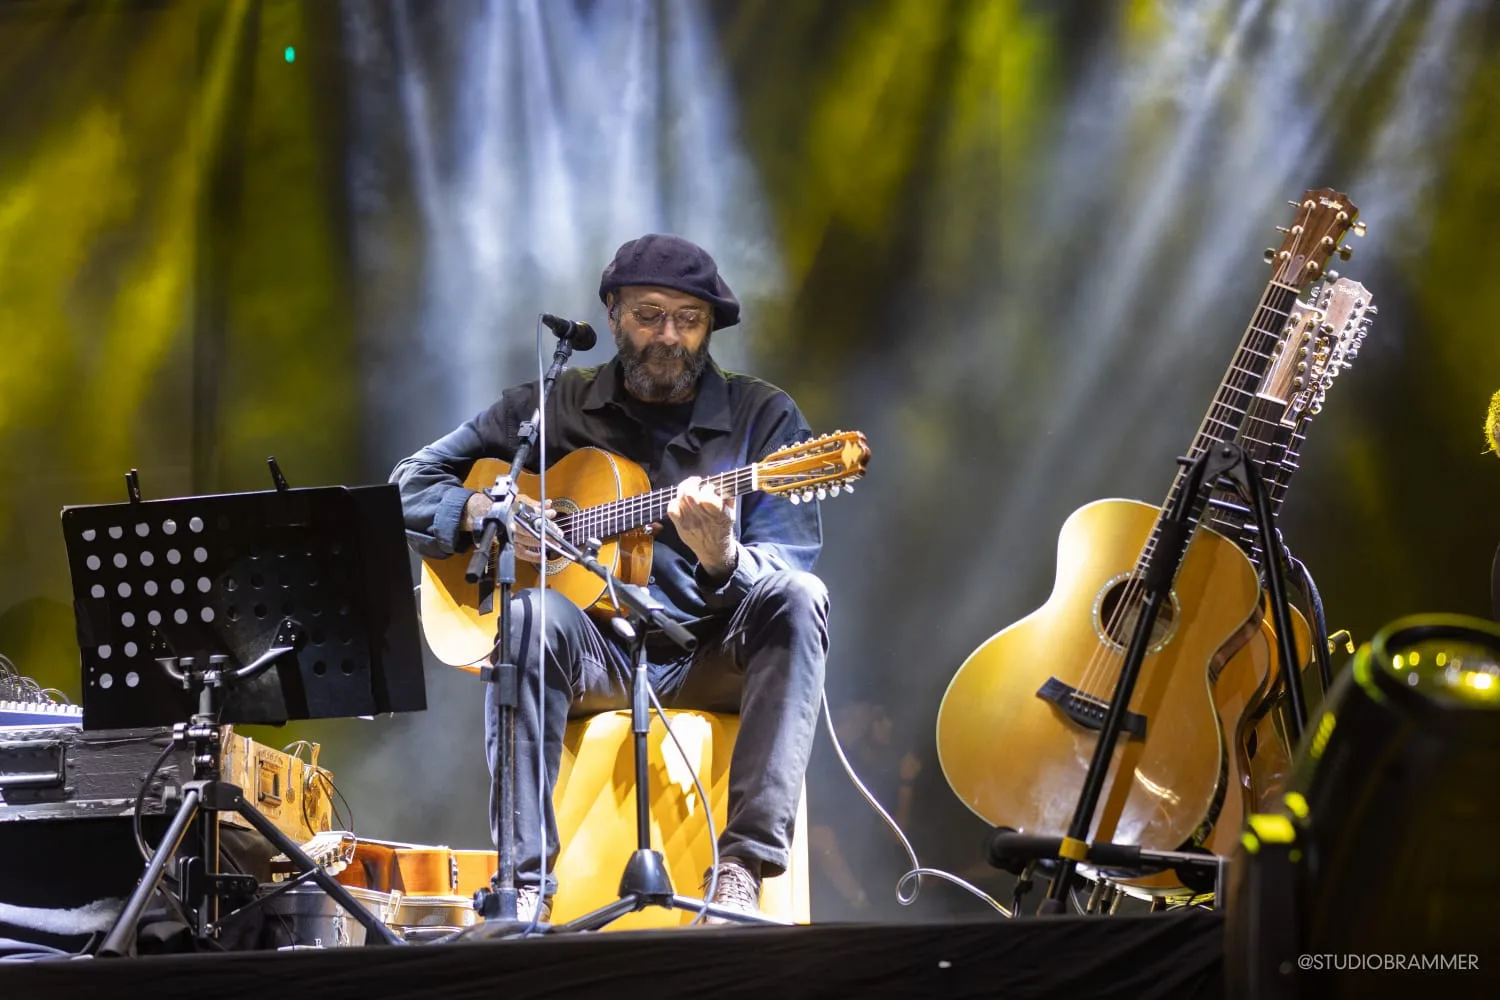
<box><xmin>627</xmin><ymin>303</ymin><xmax>708</xmax><ymax>332</ymax></box>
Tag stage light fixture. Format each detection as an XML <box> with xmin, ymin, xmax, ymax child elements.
<box><xmin>1226</xmin><ymin>614</ymin><xmax>1500</xmax><ymax>999</ymax></box>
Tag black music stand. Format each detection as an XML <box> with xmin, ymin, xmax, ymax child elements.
<box><xmin>60</xmin><ymin>464</ymin><xmax>428</xmax><ymax>955</ymax></box>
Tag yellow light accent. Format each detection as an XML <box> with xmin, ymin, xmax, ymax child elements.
<box><xmin>1466</xmin><ymin>672</ymin><xmax>1495</xmax><ymax>691</ymax></box>
<box><xmin>1057</xmin><ymin>837</ymin><xmax>1089</xmax><ymax>861</ymax></box>
<box><xmin>1353</xmin><ymin>649</ymin><xmax>1386</xmax><ymax>703</ymax></box>
<box><xmin>1436</xmin><ymin>652</ymin><xmax>1449</xmax><ymax>667</ymax></box>
<box><xmin>1393</xmin><ymin>654</ymin><xmax>1405</xmax><ymax>670</ymax></box>
<box><xmin>1248</xmin><ymin>814</ymin><xmax>1297</xmax><ymax>845</ymax></box>
<box><xmin>1283</xmin><ymin>792</ymin><xmax>1310</xmax><ymax>820</ymax></box>
<box><xmin>1409</xmin><ymin>651</ymin><xmax>1421</xmax><ymax>666</ymax></box>
<box><xmin>1310</xmin><ymin>710</ymin><xmax>1337</xmax><ymax>760</ymax></box>
<box><xmin>1240</xmin><ymin>832</ymin><xmax>1260</xmax><ymax>855</ymax></box>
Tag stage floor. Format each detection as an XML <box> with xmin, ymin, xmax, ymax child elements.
<box><xmin>0</xmin><ymin>911</ymin><xmax>1225</xmax><ymax>1000</ymax></box>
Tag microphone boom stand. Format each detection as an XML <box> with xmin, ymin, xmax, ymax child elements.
<box><xmin>467</xmin><ymin>327</ymin><xmax>587</xmax><ymax>929</ymax></box>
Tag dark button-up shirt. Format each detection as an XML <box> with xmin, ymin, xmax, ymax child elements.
<box><xmin>389</xmin><ymin>357</ymin><xmax>823</xmax><ymax>626</ymax></box>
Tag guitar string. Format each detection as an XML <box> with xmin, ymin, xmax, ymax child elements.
<box><xmin>544</xmin><ymin>446</ymin><xmax>844</xmax><ymax>544</ymax></box>
<box><xmin>1073</xmin><ymin>283</ymin><xmax>1299</xmax><ymax>705</ymax></box>
<box><xmin>1075</xmin><ymin>207</ymin><xmax>1319</xmax><ymax>706</ymax></box>
<box><xmin>549</xmin><ymin>467</ymin><xmax>756</xmax><ymax>542</ymax></box>
<box><xmin>1071</xmin><ymin>212</ymin><xmax>1317</xmax><ymax>705</ymax></box>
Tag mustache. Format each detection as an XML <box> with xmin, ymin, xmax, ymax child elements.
<box><xmin>638</xmin><ymin>341</ymin><xmax>692</xmax><ymax>363</ymax></box>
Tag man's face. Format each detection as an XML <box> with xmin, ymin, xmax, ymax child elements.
<box><xmin>609</xmin><ymin>285</ymin><xmax>713</xmax><ymax>403</ymax></box>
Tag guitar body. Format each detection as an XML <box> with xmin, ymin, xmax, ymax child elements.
<box><xmin>1113</xmin><ymin>599</ymin><xmax>1311</xmax><ymax>896</ymax></box>
<box><xmin>935</xmin><ymin>498</ymin><xmax>1264</xmax><ymax>854</ymax></box>
<box><xmin>419</xmin><ymin>448</ymin><xmax>653</xmax><ymax>669</ymax></box>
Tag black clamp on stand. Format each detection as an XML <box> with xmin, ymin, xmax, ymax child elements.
<box><xmin>61</xmin><ymin>461</ymin><xmax>428</xmax><ymax>954</ymax></box>
<box><xmin>467</xmin><ymin>316</ymin><xmax>594</xmax><ymax>930</ymax></box>
<box><xmin>991</xmin><ymin>442</ymin><xmax>1305</xmax><ymax>914</ymax></box>
<box><xmin>493</xmin><ymin>509</ymin><xmax>786</xmax><ymax>932</ymax></box>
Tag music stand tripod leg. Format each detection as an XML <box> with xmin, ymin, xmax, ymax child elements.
<box><xmin>229</xmin><ymin>794</ymin><xmax>402</xmax><ymax>945</ymax></box>
<box><xmin>96</xmin><ymin>786</ymin><xmax>205</xmax><ymax>957</ymax></box>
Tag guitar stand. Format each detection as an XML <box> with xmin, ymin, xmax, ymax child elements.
<box><xmin>96</xmin><ymin>631</ymin><xmax>402</xmax><ymax>955</ymax></box>
<box><xmin>1006</xmin><ymin>442</ymin><xmax>1302</xmax><ymax>915</ymax></box>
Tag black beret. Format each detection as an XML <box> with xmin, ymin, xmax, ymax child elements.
<box><xmin>598</xmin><ymin>234</ymin><xmax>740</xmax><ymax>330</ymax></box>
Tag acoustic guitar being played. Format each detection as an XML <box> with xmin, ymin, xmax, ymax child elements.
<box><xmin>419</xmin><ymin>431</ymin><xmax>870</xmax><ymax>670</ymax></box>
<box><xmin>936</xmin><ymin>190</ymin><xmax>1360</xmax><ymax>860</ymax></box>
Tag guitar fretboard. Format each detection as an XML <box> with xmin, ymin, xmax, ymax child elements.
<box><xmin>552</xmin><ymin>466</ymin><xmax>758</xmax><ymax>543</ymax></box>
<box><xmin>1135</xmin><ymin>280</ymin><xmax>1301</xmax><ymax>576</ymax></box>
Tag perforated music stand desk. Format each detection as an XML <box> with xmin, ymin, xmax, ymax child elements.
<box><xmin>61</xmin><ymin>482</ymin><xmax>426</xmax><ymax>729</ymax></box>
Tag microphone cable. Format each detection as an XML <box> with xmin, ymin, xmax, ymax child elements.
<box><xmin>820</xmin><ymin>692</ymin><xmax>1011</xmax><ymax>918</ymax></box>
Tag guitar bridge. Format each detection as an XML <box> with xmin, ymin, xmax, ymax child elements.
<box><xmin>1036</xmin><ymin>677</ymin><xmax>1148</xmax><ymax>741</ymax></box>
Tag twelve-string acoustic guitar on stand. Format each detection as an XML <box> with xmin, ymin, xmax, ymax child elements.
<box><xmin>419</xmin><ymin>431</ymin><xmax>871</xmax><ymax>670</ymax></box>
<box><xmin>935</xmin><ymin>189</ymin><xmax>1361</xmax><ymax>888</ymax></box>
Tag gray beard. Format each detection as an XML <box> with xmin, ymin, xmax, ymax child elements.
<box><xmin>614</xmin><ymin>329</ymin><xmax>712</xmax><ymax>403</ymax></box>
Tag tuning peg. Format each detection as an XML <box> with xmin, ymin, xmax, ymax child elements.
<box><xmin>829</xmin><ymin>484</ymin><xmax>841</xmax><ymax>497</ymax></box>
<box><xmin>1352</xmin><ymin>221</ymin><xmax>1367</xmax><ymax>237</ymax></box>
<box><xmin>1263</xmin><ymin>248</ymin><xmax>1277</xmax><ymax>263</ymax></box>
<box><xmin>1336</xmin><ymin>245</ymin><xmax>1353</xmax><ymax>261</ymax></box>
<box><xmin>815</xmin><ymin>487</ymin><xmax>827</xmax><ymax>500</ymax></box>
<box><xmin>842</xmin><ymin>483</ymin><xmax>854</xmax><ymax>494</ymax></box>
<box><xmin>1325</xmin><ymin>269</ymin><xmax>1340</xmax><ymax>281</ymax></box>
<box><xmin>1364</xmin><ymin>306</ymin><xmax>1378</xmax><ymax>316</ymax></box>
<box><xmin>1288</xmin><ymin>200</ymin><xmax>1302</xmax><ymax>208</ymax></box>
<box><xmin>788</xmin><ymin>493</ymin><xmax>802</xmax><ymax>506</ymax></box>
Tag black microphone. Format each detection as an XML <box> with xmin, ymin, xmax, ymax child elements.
<box><xmin>984</xmin><ymin>830</ymin><xmax>1142</xmax><ymax>874</ymax></box>
<box><xmin>542</xmin><ymin>313</ymin><xmax>597</xmax><ymax>351</ymax></box>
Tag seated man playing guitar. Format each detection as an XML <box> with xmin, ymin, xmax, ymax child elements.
<box><xmin>390</xmin><ymin>234</ymin><xmax>830</xmax><ymax>923</ymax></box>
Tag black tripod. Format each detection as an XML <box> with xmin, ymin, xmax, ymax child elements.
<box><xmin>96</xmin><ymin>624</ymin><xmax>401</xmax><ymax>955</ymax></box>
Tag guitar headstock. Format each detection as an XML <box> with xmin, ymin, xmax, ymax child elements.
<box><xmin>759</xmin><ymin>430</ymin><xmax>871</xmax><ymax>505</ymax></box>
<box><xmin>1264</xmin><ymin>188</ymin><xmax>1362</xmax><ymax>289</ymax></box>
<box><xmin>1296</xmin><ymin>276</ymin><xmax>1374</xmax><ymax>420</ymax></box>
<box><xmin>1256</xmin><ymin>277</ymin><xmax>1375</xmax><ymax>428</ymax></box>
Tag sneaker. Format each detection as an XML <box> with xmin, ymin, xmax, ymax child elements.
<box><xmin>516</xmin><ymin>885</ymin><xmax>552</xmax><ymax>924</ymax></box>
<box><xmin>700</xmin><ymin>857</ymin><xmax>762</xmax><ymax>924</ymax></box>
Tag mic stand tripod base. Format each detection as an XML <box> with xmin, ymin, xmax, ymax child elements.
<box><xmin>553</xmin><ymin>848</ymin><xmax>789</xmax><ymax>932</ymax></box>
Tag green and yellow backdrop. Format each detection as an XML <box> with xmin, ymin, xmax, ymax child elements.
<box><xmin>1</xmin><ymin>0</ymin><xmax>1497</xmax><ymax>920</ymax></box>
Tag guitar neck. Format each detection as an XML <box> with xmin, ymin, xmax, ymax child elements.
<box><xmin>1137</xmin><ymin>279</ymin><xmax>1301</xmax><ymax>575</ymax></box>
<box><xmin>557</xmin><ymin>465</ymin><xmax>759</xmax><ymax>541</ymax></box>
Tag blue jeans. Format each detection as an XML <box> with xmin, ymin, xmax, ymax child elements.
<box><xmin>484</xmin><ymin>570</ymin><xmax>830</xmax><ymax>894</ymax></box>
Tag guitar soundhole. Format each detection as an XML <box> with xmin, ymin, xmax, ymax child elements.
<box><xmin>541</xmin><ymin>498</ymin><xmax>580</xmax><ymax>576</ymax></box>
<box><xmin>1093</xmin><ymin>574</ymin><xmax>1181</xmax><ymax>654</ymax></box>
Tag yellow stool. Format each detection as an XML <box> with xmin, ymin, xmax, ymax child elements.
<box><xmin>549</xmin><ymin>710</ymin><xmax>810</xmax><ymax>929</ymax></box>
